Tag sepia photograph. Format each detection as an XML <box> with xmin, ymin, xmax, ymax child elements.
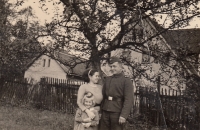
<box><xmin>0</xmin><ymin>0</ymin><xmax>200</xmax><ymax>129</ymax></box>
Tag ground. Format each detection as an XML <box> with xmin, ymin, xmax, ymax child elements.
<box><xmin>0</xmin><ymin>104</ymin><xmax>74</xmax><ymax>130</ymax></box>
<box><xmin>0</xmin><ymin>104</ymin><xmax>151</xmax><ymax>130</ymax></box>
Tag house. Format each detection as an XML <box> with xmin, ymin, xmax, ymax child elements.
<box><xmin>162</xmin><ymin>28</ymin><xmax>200</xmax><ymax>75</ymax></box>
<box><xmin>24</xmin><ymin>49</ymin><xmax>87</xmax><ymax>82</ymax></box>
<box><xmin>109</xmin><ymin>17</ymin><xmax>200</xmax><ymax>92</ymax></box>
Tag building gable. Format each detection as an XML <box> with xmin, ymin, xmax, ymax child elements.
<box><xmin>24</xmin><ymin>54</ymin><xmax>69</xmax><ymax>81</ymax></box>
<box><xmin>24</xmin><ymin>50</ymin><xmax>87</xmax><ymax>81</ymax></box>
<box><xmin>110</xmin><ymin>16</ymin><xmax>198</xmax><ymax>90</ymax></box>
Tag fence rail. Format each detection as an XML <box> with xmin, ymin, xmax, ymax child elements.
<box><xmin>0</xmin><ymin>77</ymin><xmax>85</xmax><ymax>114</ymax></box>
<box><xmin>0</xmin><ymin>77</ymin><xmax>200</xmax><ymax>129</ymax></box>
<box><xmin>137</xmin><ymin>86</ymin><xmax>200</xmax><ymax>130</ymax></box>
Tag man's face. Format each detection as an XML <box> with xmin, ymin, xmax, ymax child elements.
<box><xmin>100</xmin><ymin>60</ymin><xmax>113</xmax><ymax>76</ymax></box>
<box><xmin>110</xmin><ymin>62</ymin><xmax>122</xmax><ymax>75</ymax></box>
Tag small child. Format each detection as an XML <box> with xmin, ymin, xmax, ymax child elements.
<box><xmin>74</xmin><ymin>92</ymin><xmax>99</xmax><ymax>130</ymax></box>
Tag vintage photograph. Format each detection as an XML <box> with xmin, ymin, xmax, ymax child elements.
<box><xmin>0</xmin><ymin>0</ymin><xmax>200</xmax><ymax>129</ymax></box>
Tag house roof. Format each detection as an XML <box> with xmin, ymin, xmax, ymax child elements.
<box><xmin>54</xmin><ymin>50</ymin><xmax>88</xmax><ymax>77</ymax></box>
<box><xmin>164</xmin><ymin>29</ymin><xmax>200</xmax><ymax>54</ymax></box>
<box><xmin>147</xmin><ymin>18</ymin><xmax>200</xmax><ymax>76</ymax></box>
<box><xmin>26</xmin><ymin>48</ymin><xmax>88</xmax><ymax>78</ymax></box>
<box><xmin>25</xmin><ymin>49</ymin><xmax>47</xmax><ymax>69</ymax></box>
<box><xmin>148</xmin><ymin>18</ymin><xmax>200</xmax><ymax>54</ymax></box>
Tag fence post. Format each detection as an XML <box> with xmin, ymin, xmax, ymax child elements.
<box><xmin>156</xmin><ymin>75</ymin><xmax>168</xmax><ymax>129</ymax></box>
<box><xmin>0</xmin><ymin>77</ymin><xmax>4</xmax><ymax>87</ymax></box>
<box><xmin>157</xmin><ymin>76</ymin><xmax>160</xmax><ymax>95</ymax></box>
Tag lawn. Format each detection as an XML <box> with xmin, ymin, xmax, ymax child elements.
<box><xmin>0</xmin><ymin>104</ymin><xmax>74</xmax><ymax>130</ymax></box>
<box><xmin>0</xmin><ymin>103</ymin><xmax>151</xmax><ymax>130</ymax></box>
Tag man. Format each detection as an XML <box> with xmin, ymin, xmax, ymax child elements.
<box><xmin>100</xmin><ymin>56</ymin><xmax>134</xmax><ymax>130</ymax></box>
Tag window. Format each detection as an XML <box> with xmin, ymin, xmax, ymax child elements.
<box><xmin>43</xmin><ymin>59</ymin><xmax>46</xmax><ymax>67</ymax></box>
<box><xmin>141</xmin><ymin>46</ymin><xmax>150</xmax><ymax>64</ymax></box>
<box><xmin>48</xmin><ymin>59</ymin><xmax>51</xmax><ymax>67</ymax></box>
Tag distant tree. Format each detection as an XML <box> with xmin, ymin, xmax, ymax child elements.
<box><xmin>0</xmin><ymin>0</ymin><xmax>43</xmax><ymax>78</ymax></box>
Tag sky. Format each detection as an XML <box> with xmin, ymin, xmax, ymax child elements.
<box><xmin>15</xmin><ymin>0</ymin><xmax>63</xmax><ymax>24</ymax></box>
<box><xmin>11</xmin><ymin>0</ymin><xmax>199</xmax><ymax>56</ymax></box>
<box><xmin>17</xmin><ymin>0</ymin><xmax>200</xmax><ymax>29</ymax></box>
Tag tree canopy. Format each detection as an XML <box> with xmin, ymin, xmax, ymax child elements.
<box><xmin>0</xmin><ymin>0</ymin><xmax>43</xmax><ymax>78</ymax></box>
<box><xmin>38</xmin><ymin>0</ymin><xmax>200</xmax><ymax>60</ymax></box>
<box><xmin>35</xmin><ymin>0</ymin><xmax>200</xmax><ymax>87</ymax></box>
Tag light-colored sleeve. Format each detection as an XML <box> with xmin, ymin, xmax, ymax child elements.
<box><xmin>77</xmin><ymin>84</ymin><xmax>87</xmax><ymax>111</ymax></box>
<box><xmin>75</xmin><ymin>108</ymin><xmax>83</xmax><ymax>123</ymax></box>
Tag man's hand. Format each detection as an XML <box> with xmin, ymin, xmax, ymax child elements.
<box><xmin>83</xmin><ymin>117</ymin><xmax>92</xmax><ymax>123</ymax></box>
<box><xmin>84</xmin><ymin>123</ymin><xmax>91</xmax><ymax>128</ymax></box>
<box><xmin>119</xmin><ymin>116</ymin><xmax>126</xmax><ymax>124</ymax></box>
<box><xmin>85</xmin><ymin>109</ymin><xmax>95</xmax><ymax>119</ymax></box>
<box><xmin>99</xmin><ymin>114</ymin><xmax>102</xmax><ymax>119</ymax></box>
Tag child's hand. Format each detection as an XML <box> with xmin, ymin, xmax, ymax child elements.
<box><xmin>84</xmin><ymin>123</ymin><xmax>91</xmax><ymax>128</ymax></box>
<box><xmin>83</xmin><ymin>118</ymin><xmax>91</xmax><ymax>123</ymax></box>
<box><xmin>85</xmin><ymin>109</ymin><xmax>95</xmax><ymax>119</ymax></box>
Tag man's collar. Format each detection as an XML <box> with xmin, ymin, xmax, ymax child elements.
<box><xmin>112</xmin><ymin>72</ymin><xmax>124</xmax><ymax>77</ymax></box>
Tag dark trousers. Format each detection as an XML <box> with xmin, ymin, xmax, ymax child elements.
<box><xmin>99</xmin><ymin>110</ymin><xmax>124</xmax><ymax>130</ymax></box>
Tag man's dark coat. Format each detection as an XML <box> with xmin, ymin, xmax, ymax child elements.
<box><xmin>101</xmin><ymin>73</ymin><xmax>134</xmax><ymax>119</ymax></box>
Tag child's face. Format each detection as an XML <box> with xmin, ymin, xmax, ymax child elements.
<box><xmin>84</xmin><ymin>99</ymin><xmax>93</xmax><ymax>108</ymax></box>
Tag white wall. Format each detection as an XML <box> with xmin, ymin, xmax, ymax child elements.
<box><xmin>24</xmin><ymin>55</ymin><xmax>67</xmax><ymax>82</ymax></box>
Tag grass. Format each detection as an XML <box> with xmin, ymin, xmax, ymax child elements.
<box><xmin>0</xmin><ymin>103</ymin><xmax>153</xmax><ymax>130</ymax></box>
<box><xmin>0</xmin><ymin>104</ymin><xmax>74</xmax><ymax>130</ymax></box>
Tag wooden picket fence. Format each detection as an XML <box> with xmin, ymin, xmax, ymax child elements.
<box><xmin>0</xmin><ymin>77</ymin><xmax>200</xmax><ymax>129</ymax></box>
<box><xmin>31</xmin><ymin>78</ymin><xmax>85</xmax><ymax>114</ymax></box>
<box><xmin>0</xmin><ymin>77</ymin><xmax>85</xmax><ymax>114</ymax></box>
<box><xmin>136</xmin><ymin>86</ymin><xmax>200</xmax><ymax>130</ymax></box>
